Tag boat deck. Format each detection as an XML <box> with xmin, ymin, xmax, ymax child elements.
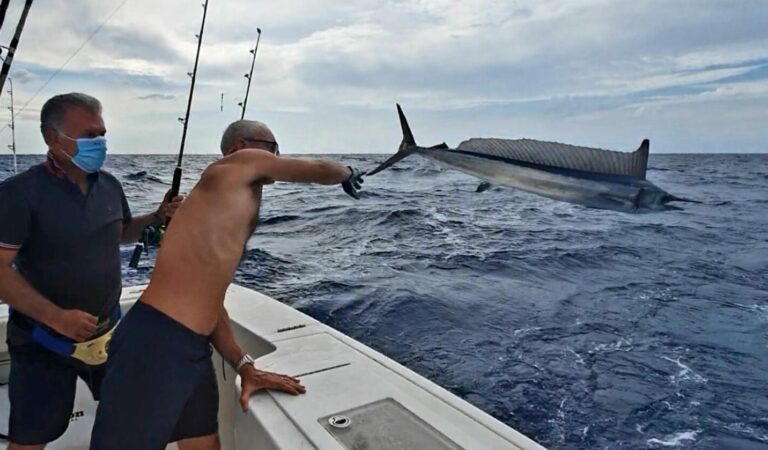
<box><xmin>0</xmin><ymin>284</ymin><xmax>545</xmax><ymax>449</ymax></box>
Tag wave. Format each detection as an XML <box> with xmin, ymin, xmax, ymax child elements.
<box><xmin>647</xmin><ymin>430</ymin><xmax>701</xmax><ymax>447</ymax></box>
<box><xmin>648</xmin><ymin>167</ymin><xmax>685</xmax><ymax>173</ymax></box>
<box><xmin>83</xmin><ymin>153</ymin><xmax>768</xmax><ymax>449</ymax></box>
<box><xmin>260</xmin><ymin>215</ymin><xmax>301</xmax><ymax>226</ymax></box>
<box><xmin>124</xmin><ymin>170</ymin><xmax>167</xmax><ymax>184</ymax></box>
<box><xmin>304</xmin><ymin>205</ymin><xmax>348</xmax><ymax>214</ymax></box>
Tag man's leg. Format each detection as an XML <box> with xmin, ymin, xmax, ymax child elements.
<box><xmin>7</xmin><ymin>344</ymin><xmax>78</xmax><ymax>447</ymax></box>
<box><xmin>171</xmin><ymin>355</ymin><xmax>220</xmax><ymax>449</ymax></box>
<box><xmin>7</xmin><ymin>443</ymin><xmax>45</xmax><ymax>450</ymax></box>
<box><xmin>90</xmin><ymin>303</ymin><xmax>202</xmax><ymax>449</ymax></box>
<box><xmin>76</xmin><ymin>359</ymin><xmax>108</xmax><ymax>400</ymax></box>
<box><xmin>90</xmin><ymin>354</ymin><xmax>198</xmax><ymax>449</ymax></box>
<box><xmin>177</xmin><ymin>434</ymin><xmax>220</xmax><ymax>450</ymax></box>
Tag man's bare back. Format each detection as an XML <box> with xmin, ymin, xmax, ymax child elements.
<box><xmin>91</xmin><ymin>120</ymin><xmax>364</xmax><ymax>449</ymax></box>
<box><xmin>141</xmin><ymin>148</ymin><xmax>363</xmax><ymax>335</ymax></box>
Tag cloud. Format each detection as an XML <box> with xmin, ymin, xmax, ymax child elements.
<box><xmin>1</xmin><ymin>0</ymin><xmax>766</xmax><ymax>154</ymax></box>
<box><xmin>10</xmin><ymin>69</ymin><xmax>36</xmax><ymax>85</ymax></box>
<box><xmin>137</xmin><ymin>93</ymin><xmax>176</xmax><ymax>101</ymax></box>
<box><xmin>17</xmin><ymin>110</ymin><xmax>40</xmax><ymax>122</ymax></box>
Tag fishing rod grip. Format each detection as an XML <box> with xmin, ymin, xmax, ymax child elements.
<box><xmin>166</xmin><ymin>167</ymin><xmax>182</xmax><ymax>226</ymax></box>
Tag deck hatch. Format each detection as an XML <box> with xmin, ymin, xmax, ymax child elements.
<box><xmin>319</xmin><ymin>398</ymin><xmax>463</xmax><ymax>450</ymax></box>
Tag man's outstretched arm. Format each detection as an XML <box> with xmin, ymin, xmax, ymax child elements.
<box><xmin>224</xmin><ymin>150</ymin><xmax>364</xmax><ymax>198</ymax></box>
<box><xmin>211</xmin><ymin>306</ymin><xmax>306</xmax><ymax>411</ymax></box>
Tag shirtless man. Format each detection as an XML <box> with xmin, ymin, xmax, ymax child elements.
<box><xmin>89</xmin><ymin>120</ymin><xmax>365</xmax><ymax>450</ymax></box>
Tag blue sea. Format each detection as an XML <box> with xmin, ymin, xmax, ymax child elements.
<box><xmin>2</xmin><ymin>153</ymin><xmax>767</xmax><ymax>449</ymax></box>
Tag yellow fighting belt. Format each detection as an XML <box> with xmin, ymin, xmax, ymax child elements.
<box><xmin>71</xmin><ymin>323</ymin><xmax>118</xmax><ymax>366</ymax></box>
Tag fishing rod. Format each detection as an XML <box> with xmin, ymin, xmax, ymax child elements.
<box><xmin>129</xmin><ymin>0</ymin><xmax>210</xmax><ymax>268</ymax></box>
<box><xmin>169</xmin><ymin>0</ymin><xmax>209</xmax><ymax>212</ymax></box>
<box><xmin>0</xmin><ymin>0</ymin><xmax>33</xmax><ymax>95</ymax></box>
<box><xmin>7</xmin><ymin>76</ymin><xmax>16</xmax><ymax>173</ymax></box>
<box><xmin>238</xmin><ymin>27</ymin><xmax>261</xmax><ymax>120</ymax></box>
<box><xmin>0</xmin><ymin>0</ymin><xmax>11</xmax><ymax>33</ymax></box>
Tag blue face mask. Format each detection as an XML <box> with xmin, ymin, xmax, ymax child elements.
<box><xmin>59</xmin><ymin>133</ymin><xmax>108</xmax><ymax>173</ymax></box>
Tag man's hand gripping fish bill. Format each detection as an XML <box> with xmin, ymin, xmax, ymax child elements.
<box><xmin>89</xmin><ymin>119</ymin><xmax>365</xmax><ymax>450</ymax></box>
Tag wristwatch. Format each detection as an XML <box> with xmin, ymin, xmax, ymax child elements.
<box><xmin>235</xmin><ymin>353</ymin><xmax>255</xmax><ymax>372</ymax></box>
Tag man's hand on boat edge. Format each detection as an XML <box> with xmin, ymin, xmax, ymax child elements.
<box><xmin>238</xmin><ymin>364</ymin><xmax>306</xmax><ymax>411</ymax></box>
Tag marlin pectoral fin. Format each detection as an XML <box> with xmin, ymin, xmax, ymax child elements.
<box><xmin>664</xmin><ymin>195</ymin><xmax>702</xmax><ymax>204</ymax></box>
<box><xmin>476</xmin><ymin>182</ymin><xmax>493</xmax><ymax>193</ymax></box>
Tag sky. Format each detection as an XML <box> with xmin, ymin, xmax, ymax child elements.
<box><xmin>1</xmin><ymin>0</ymin><xmax>767</xmax><ymax>155</ymax></box>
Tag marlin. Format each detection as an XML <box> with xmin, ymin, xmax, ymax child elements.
<box><xmin>368</xmin><ymin>105</ymin><xmax>696</xmax><ymax>213</ymax></box>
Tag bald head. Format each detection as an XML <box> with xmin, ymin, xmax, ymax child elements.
<box><xmin>220</xmin><ymin>120</ymin><xmax>277</xmax><ymax>156</ymax></box>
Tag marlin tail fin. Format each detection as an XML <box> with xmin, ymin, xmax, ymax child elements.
<box><xmin>367</xmin><ymin>104</ymin><xmax>418</xmax><ymax>176</ymax></box>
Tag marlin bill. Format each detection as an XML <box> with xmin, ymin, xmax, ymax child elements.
<box><xmin>368</xmin><ymin>105</ymin><xmax>696</xmax><ymax>213</ymax></box>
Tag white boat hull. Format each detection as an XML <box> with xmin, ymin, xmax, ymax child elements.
<box><xmin>0</xmin><ymin>284</ymin><xmax>545</xmax><ymax>449</ymax></box>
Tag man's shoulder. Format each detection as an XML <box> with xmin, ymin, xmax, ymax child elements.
<box><xmin>0</xmin><ymin>164</ymin><xmax>45</xmax><ymax>195</ymax></box>
<box><xmin>215</xmin><ymin>149</ymin><xmax>278</xmax><ymax>174</ymax></box>
<box><xmin>203</xmin><ymin>154</ymin><xmax>246</xmax><ymax>176</ymax></box>
<box><xmin>97</xmin><ymin>169</ymin><xmax>124</xmax><ymax>189</ymax></box>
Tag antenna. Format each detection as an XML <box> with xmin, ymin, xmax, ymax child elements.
<box><xmin>239</xmin><ymin>27</ymin><xmax>261</xmax><ymax>120</ymax></box>
<box><xmin>7</xmin><ymin>76</ymin><xmax>16</xmax><ymax>173</ymax></box>
<box><xmin>220</xmin><ymin>91</ymin><xmax>224</xmax><ymax>112</ymax></box>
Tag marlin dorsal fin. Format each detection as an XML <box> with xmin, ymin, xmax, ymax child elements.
<box><xmin>457</xmin><ymin>138</ymin><xmax>652</xmax><ymax>179</ymax></box>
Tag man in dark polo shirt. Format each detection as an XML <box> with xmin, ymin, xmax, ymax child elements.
<box><xmin>0</xmin><ymin>93</ymin><xmax>182</xmax><ymax>449</ymax></box>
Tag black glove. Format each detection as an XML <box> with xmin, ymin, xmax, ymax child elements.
<box><xmin>341</xmin><ymin>166</ymin><xmax>365</xmax><ymax>199</ymax></box>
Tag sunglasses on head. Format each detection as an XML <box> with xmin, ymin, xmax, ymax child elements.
<box><xmin>242</xmin><ymin>137</ymin><xmax>279</xmax><ymax>155</ymax></box>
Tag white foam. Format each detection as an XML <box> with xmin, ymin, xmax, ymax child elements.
<box><xmin>662</xmin><ymin>356</ymin><xmax>708</xmax><ymax>384</ymax></box>
<box><xmin>647</xmin><ymin>430</ymin><xmax>701</xmax><ymax>447</ymax></box>
<box><xmin>513</xmin><ymin>326</ymin><xmax>541</xmax><ymax>336</ymax></box>
<box><xmin>591</xmin><ymin>338</ymin><xmax>632</xmax><ymax>353</ymax></box>
<box><xmin>566</xmin><ymin>347</ymin><xmax>585</xmax><ymax>365</ymax></box>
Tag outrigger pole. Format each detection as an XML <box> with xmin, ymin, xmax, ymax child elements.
<box><xmin>238</xmin><ymin>28</ymin><xmax>261</xmax><ymax>120</ymax></box>
<box><xmin>0</xmin><ymin>0</ymin><xmax>33</xmax><ymax>95</ymax></box>
<box><xmin>7</xmin><ymin>76</ymin><xmax>16</xmax><ymax>173</ymax></box>
<box><xmin>169</xmin><ymin>0</ymin><xmax>210</xmax><ymax>220</ymax></box>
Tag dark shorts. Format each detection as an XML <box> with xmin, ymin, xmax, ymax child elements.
<box><xmin>90</xmin><ymin>301</ymin><xmax>218</xmax><ymax>450</ymax></box>
<box><xmin>7</xmin><ymin>342</ymin><xmax>106</xmax><ymax>445</ymax></box>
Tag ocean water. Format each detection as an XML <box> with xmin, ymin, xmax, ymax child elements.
<box><xmin>2</xmin><ymin>153</ymin><xmax>767</xmax><ymax>449</ymax></box>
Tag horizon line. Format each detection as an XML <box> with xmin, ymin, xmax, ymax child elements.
<box><xmin>3</xmin><ymin>152</ymin><xmax>768</xmax><ymax>156</ymax></box>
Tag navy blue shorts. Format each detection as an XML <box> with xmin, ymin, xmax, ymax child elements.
<box><xmin>7</xmin><ymin>342</ymin><xmax>106</xmax><ymax>445</ymax></box>
<box><xmin>90</xmin><ymin>301</ymin><xmax>218</xmax><ymax>450</ymax></box>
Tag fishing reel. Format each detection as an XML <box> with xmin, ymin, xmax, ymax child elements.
<box><xmin>128</xmin><ymin>224</ymin><xmax>166</xmax><ymax>268</ymax></box>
